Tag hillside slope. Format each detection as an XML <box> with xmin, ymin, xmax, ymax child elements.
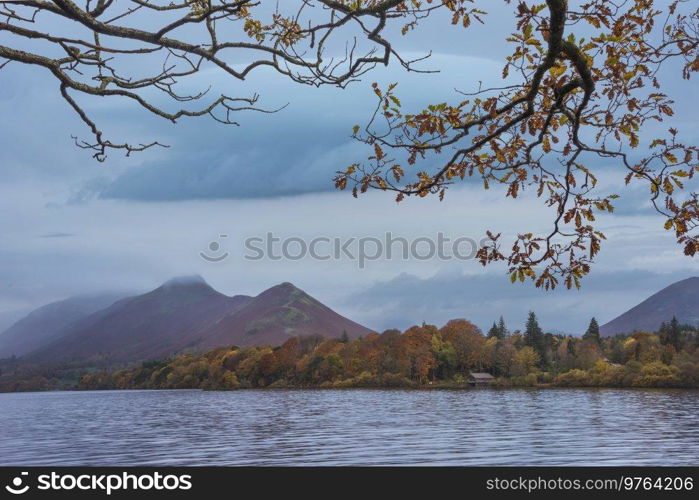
<box><xmin>198</xmin><ymin>282</ymin><xmax>373</xmax><ymax>349</ymax></box>
<box><xmin>28</xmin><ymin>276</ymin><xmax>251</xmax><ymax>362</ymax></box>
<box><xmin>600</xmin><ymin>277</ymin><xmax>699</xmax><ymax>336</ymax></box>
<box><xmin>0</xmin><ymin>293</ymin><xmax>126</xmax><ymax>358</ymax></box>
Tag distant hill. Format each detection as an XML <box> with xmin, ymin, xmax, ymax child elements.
<box><xmin>19</xmin><ymin>277</ymin><xmax>372</xmax><ymax>363</ymax></box>
<box><xmin>197</xmin><ymin>282</ymin><xmax>373</xmax><ymax>350</ymax></box>
<box><xmin>27</xmin><ymin>276</ymin><xmax>250</xmax><ymax>363</ymax></box>
<box><xmin>0</xmin><ymin>293</ymin><xmax>126</xmax><ymax>358</ymax></box>
<box><xmin>600</xmin><ymin>277</ymin><xmax>699</xmax><ymax>336</ymax></box>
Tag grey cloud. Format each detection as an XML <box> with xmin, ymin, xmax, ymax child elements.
<box><xmin>93</xmin><ymin>133</ymin><xmax>364</xmax><ymax>201</ymax></box>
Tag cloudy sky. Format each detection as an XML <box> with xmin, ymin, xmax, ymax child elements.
<box><xmin>0</xmin><ymin>2</ymin><xmax>697</xmax><ymax>335</ymax></box>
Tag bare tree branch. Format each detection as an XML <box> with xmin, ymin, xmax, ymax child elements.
<box><xmin>0</xmin><ymin>0</ymin><xmax>461</xmax><ymax>159</ymax></box>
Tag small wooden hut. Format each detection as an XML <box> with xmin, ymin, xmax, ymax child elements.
<box><xmin>468</xmin><ymin>372</ymin><xmax>495</xmax><ymax>386</ymax></box>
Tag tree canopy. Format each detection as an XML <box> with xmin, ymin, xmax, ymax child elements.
<box><xmin>72</xmin><ymin>316</ymin><xmax>699</xmax><ymax>391</ymax></box>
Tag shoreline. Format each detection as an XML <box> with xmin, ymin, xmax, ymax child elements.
<box><xmin>3</xmin><ymin>385</ymin><xmax>699</xmax><ymax>395</ymax></box>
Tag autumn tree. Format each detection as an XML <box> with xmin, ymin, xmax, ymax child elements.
<box><xmin>622</xmin><ymin>331</ymin><xmax>662</xmax><ymax>364</ymax></box>
<box><xmin>557</xmin><ymin>336</ymin><xmax>576</xmax><ymax>371</ymax></box>
<box><xmin>512</xmin><ymin>345</ymin><xmax>540</xmax><ymax>376</ymax></box>
<box><xmin>439</xmin><ymin>318</ymin><xmax>485</xmax><ymax>370</ymax></box>
<box><xmin>486</xmin><ymin>336</ymin><xmax>517</xmax><ymax>376</ymax></box>
<box><xmin>336</xmin><ymin>0</ymin><xmax>699</xmax><ymax>288</ymax></box>
<box><xmin>272</xmin><ymin>337</ymin><xmax>301</xmax><ymax>380</ymax></box>
<box><xmin>430</xmin><ymin>333</ymin><xmax>457</xmax><ymax>379</ymax></box>
<box><xmin>400</xmin><ymin>325</ymin><xmax>437</xmax><ymax>382</ymax></box>
<box><xmin>574</xmin><ymin>337</ymin><xmax>602</xmax><ymax>368</ymax></box>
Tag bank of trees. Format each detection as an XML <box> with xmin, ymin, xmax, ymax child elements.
<box><xmin>79</xmin><ymin>314</ymin><xmax>699</xmax><ymax>390</ymax></box>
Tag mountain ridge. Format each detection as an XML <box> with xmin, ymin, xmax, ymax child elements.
<box><xmin>3</xmin><ymin>277</ymin><xmax>372</xmax><ymax>362</ymax></box>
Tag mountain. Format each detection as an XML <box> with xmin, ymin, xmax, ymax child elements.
<box><xmin>196</xmin><ymin>282</ymin><xmax>373</xmax><ymax>350</ymax></box>
<box><xmin>28</xmin><ymin>276</ymin><xmax>251</xmax><ymax>363</ymax></box>
<box><xmin>24</xmin><ymin>277</ymin><xmax>372</xmax><ymax>363</ymax></box>
<box><xmin>600</xmin><ymin>277</ymin><xmax>699</xmax><ymax>336</ymax></box>
<box><xmin>0</xmin><ymin>293</ymin><xmax>126</xmax><ymax>358</ymax></box>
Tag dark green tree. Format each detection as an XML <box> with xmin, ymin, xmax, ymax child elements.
<box><xmin>497</xmin><ymin>316</ymin><xmax>508</xmax><ymax>338</ymax></box>
<box><xmin>667</xmin><ymin>317</ymin><xmax>682</xmax><ymax>350</ymax></box>
<box><xmin>487</xmin><ymin>317</ymin><xmax>508</xmax><ymax>339</ymax></box>
<box><xmin>524</xmin><ymin>311</ymin><xmax>545</xmax><ymax>363</ymax></box>
<box><xmin>582</xmin><ymin>317</ymin><xmax>601</xmax><ymax>345</ymax></box>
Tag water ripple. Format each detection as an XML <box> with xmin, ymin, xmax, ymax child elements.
<box><xmin>0</xmin><ymin>388</ymin><xmax>698</xmax><ymax>465</ymax></box>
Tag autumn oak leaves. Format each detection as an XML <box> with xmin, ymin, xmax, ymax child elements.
<box><xmin>335</xmin><ymin>0</ymin><xmax>699</xmax><ymax>290</ymax></box>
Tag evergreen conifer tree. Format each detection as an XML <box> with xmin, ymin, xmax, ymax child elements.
<box><xmin>583</xmin><ymin>317</ymin><xmax>601</xmax><ymax>345</ymax></box>
<box><xmin>524</xmin><ymin>311</ymin><xmax>545</xmax><ymax>362</ymax></box>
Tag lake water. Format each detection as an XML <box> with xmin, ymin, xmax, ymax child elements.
<box><xmin>0</xmin><ymin>388</ymin><xmax>698</xmax><ymax>466</ymax></box>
